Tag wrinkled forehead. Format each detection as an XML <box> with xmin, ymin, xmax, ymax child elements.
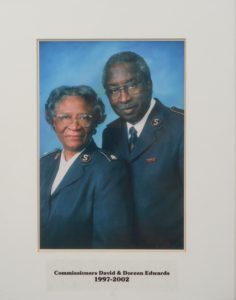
<box><xmin>105</xmin><ymin>62</ymin><xmax>141</xmax><ymax>86</ymax></box>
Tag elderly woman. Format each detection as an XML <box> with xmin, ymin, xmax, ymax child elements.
<box><xmin>40</xmin><ymin>85</ymin><xmax>133</xmax><ymax>249</ymax></box>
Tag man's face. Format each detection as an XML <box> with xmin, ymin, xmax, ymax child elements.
<box><xmin>105</xmin><ymin>63</ymin><xmax>152</xmax><ymax>124</ymax></box>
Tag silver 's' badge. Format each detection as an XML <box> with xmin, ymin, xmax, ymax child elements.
<box><xmin>80</xmin><ymin>153</ymin><xmax>91</xmax><ymax>163</ymax></box>
<box><xmin>151</xmin><ymin>118</ymin><xmax>160</xmax><ymax>127</ymax></box>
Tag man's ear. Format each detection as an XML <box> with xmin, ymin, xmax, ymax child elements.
<box><xmin>146</xmin><ymin>79</ymin><xmax>153</xmax><ymax>97</ymax></box>
<box><xmin>148</xmin><ymin>79</ymin><xmax>153</xmax><ymax>89</ymax></box>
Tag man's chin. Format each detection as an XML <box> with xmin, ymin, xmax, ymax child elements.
<box><xmin>118</xmin><ymin>112</ymin><xmax>139</xmax><ymax>124</ymax></box>
<box><xmin>115</xmin><ymin>109</ymin><xmax>136</xmax><ymax>123</ymax></box>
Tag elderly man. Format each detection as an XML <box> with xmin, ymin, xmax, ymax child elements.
<box><xmin>102</xmin><ymin>51</ymin><xmax>184</xmax><ymax>249</ymax></box>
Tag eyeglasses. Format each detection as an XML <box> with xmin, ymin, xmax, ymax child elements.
<box><xmin>54</xmin><ymin>113</ymin><xmax>93</xmax><ymax>128</ymax></box>
<box><xmin>106</xmin><ymin>79</ymin><xmax>143</xmax><ymax>99</ymax></box>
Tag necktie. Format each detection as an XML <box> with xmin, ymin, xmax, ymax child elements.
<box><xmin>129</xmin><ymin>127</ymin><xmax>138</xmax><ymax>151</ymax></box>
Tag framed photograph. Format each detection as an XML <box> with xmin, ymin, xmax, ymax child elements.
<box><xmin>0</xmin><ymin>0</ymin><xmax>235</xmax><ymax>299</ymax></box>
<box><xmin>39</xmin><ymin>40</ymin><xmax>185</xmax><ymax>250</ymax></box>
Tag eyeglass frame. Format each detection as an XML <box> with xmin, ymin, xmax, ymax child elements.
<box><xmin>53</xmin><ymin>113</ymin><xmax>94</xmax><ymax>128</ymax></box>
<box><xmin>105</xmin><ymin>77</ymin><xmax>144</xmax><ymax>99</ymax></box>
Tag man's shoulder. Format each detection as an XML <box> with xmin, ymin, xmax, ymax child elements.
<box><xmin>149</xmin><ymin>99</ymin><xmax>184</xmax><ymax>137</ymax></box>
<box><xmin>153</xmin><ymin>99</ymin><xmax>184</xmax><ymax>127</ymax></box>
<box><xmin>169</xmin><ymin>106</ymin><xmax>184</xmax><ymax>117</ymax></box>
<box><xmin>154</xmin><ymin>99</ymin><xmax>184</xmax><ymax>116</ymax></box>
<box><xmin>168</xmin><ymin>105</ymin><xmax>184</xmax><ymax>127</ymax></box>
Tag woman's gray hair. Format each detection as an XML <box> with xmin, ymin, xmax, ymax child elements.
<box><xmin>45</xmin><ymin>85</ymin><xmax>106</xmax><ymax>127</ymax></box>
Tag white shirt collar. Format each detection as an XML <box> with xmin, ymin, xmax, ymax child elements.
<box><xmin>127</xmin><ymin>98</ymin><xmax>156</xmax><ymax>137</ymax></box>
<box><xmin>61</xmin><ymin>150</ymin><xmax>81</xmax><ymax>164</ymax></box>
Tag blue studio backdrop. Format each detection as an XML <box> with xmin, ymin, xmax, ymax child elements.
<box><xmin>39</xmin><ymin>40</ymin><xmax>184</xmax><ymax>156</ymax></box>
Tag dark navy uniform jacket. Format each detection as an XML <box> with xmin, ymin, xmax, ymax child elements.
<box><xmin>102</xmin><ymin>99</ymin><xmax>184</xmax><ymax>249</ymax></box>
<box><xmin>40</xmin><ymin>140</ymin><xmax>134</xmax><ymax>249</ymax></box>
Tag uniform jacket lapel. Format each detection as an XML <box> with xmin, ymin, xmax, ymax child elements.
<box><xmin>43</xmin><ymin>152</ymin><xmax>60</xmax><ymax>201</ymax></box>
<box><xmin>50</xmin><ymin>140</ymin><xmax>97</xmax><ymax>197</ymax></box>
<box><xmin>129</xmin><ymin>99</ymin><xmax>164</xmax><ymax>161</ymax></box>
<box><xmin>110</xmin><ymin>119</ymin><xmax>130</xmax><ymax>159</ymax></box>
<box><xmin>51</xmin><ymin>158</ymin><xmax>84</xmax><ymax>197</ymax></box>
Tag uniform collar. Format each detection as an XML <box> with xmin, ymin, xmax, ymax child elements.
<box><xmin>126</xmin><ymin>98</ymin><xmax>156</xmax><ymax>138</ymax></box>
<box><xmin>126</xmin><ymin>99</ymin><xmax>164</xmax><ymax>161</ymax></box>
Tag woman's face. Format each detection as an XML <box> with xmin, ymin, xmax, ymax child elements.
<box><xmin>53</xmin><ymin>96</ymin><xmax>94</xmax><ymax>156</ymax></box>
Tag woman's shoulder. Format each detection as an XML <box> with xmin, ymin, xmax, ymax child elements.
<box><xmin>40</xmin><ymin>149</ymin><xmax>61</xmax><ymax>163</ymax></box>
<box><xmin>79</xmin><ymin>141</ymin><xmax>121</xmax><ymax>166</ymax></box>
<box><xmin>90</xmin><ymin>148</ymin><xmax>128</xmax><ymax>183</ymax></box>
<box><xmin>96</xmin><ymin>148</ymin><xmax>119</xmax><ymax>162</ymax></box>
<box><xmin>79</xmin><ymin>147</ymin><xmax>120</xmax><ymax>166</ymax></box>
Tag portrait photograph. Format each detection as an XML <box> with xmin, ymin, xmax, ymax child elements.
<box><xmin>39</xmin><ymin>40</ymin><xmax>185</xmax><ymax>250</ymax></box>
